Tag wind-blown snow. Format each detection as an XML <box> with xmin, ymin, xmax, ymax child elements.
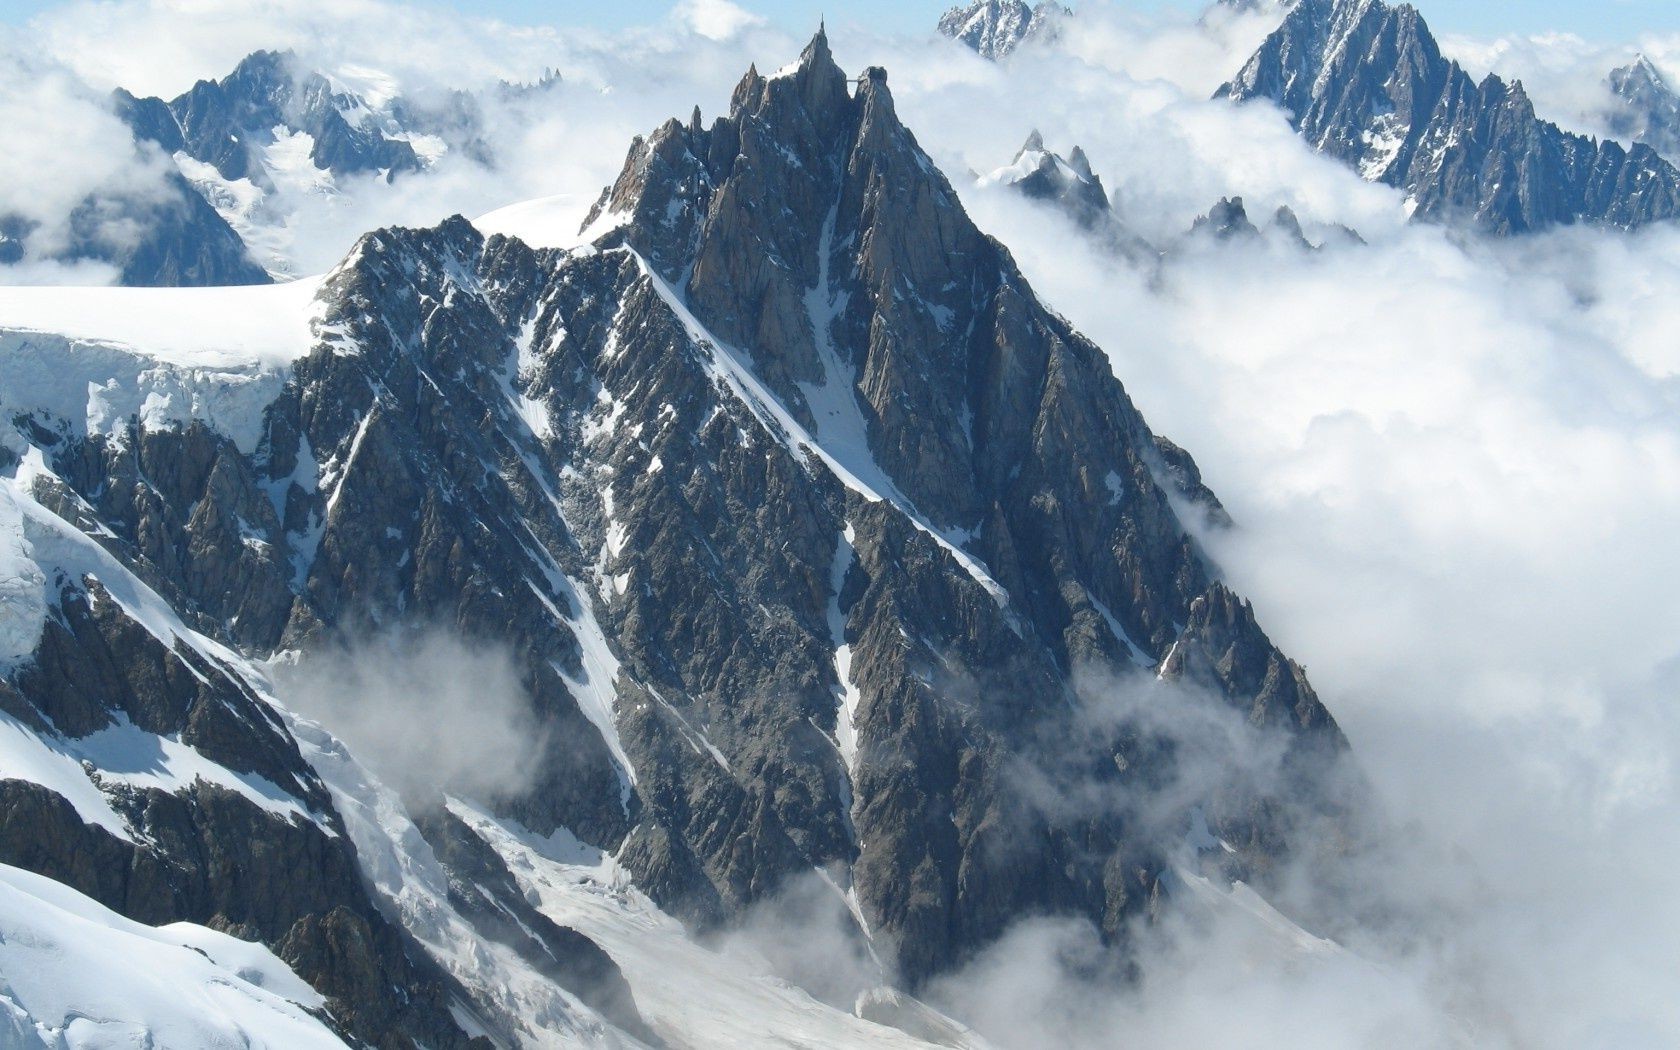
<box><xmin>285</xmin><ymin>712</ymin><xmax>627</xmax><ymax>1047</ymax></box>
<box><xmin>455</xmin><ymin>801</ymin><xmax>944</xmax><ymax>1050</ymax></box>
<box><xmin>0</xmin><ymin>863</ymin><xmax>345</xmax><ymax>1050</ymax></box>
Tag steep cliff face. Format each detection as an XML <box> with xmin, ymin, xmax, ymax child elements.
<box><xmin>574</xmin><ymin>30</ymin><xmax>1346</xmax><ymax>980</ymax></box>
<box><xmin>1220</xmin><ymin>0</ymin><xmax>1680</xmax><ymax>233</ymax></box>
<box><xmin>0</xmin><ymin>31</ymin><xmax>1351</xmax><ymax>1040</ymax></box>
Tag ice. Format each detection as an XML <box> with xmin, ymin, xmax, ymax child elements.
<box><xmin>0</xmin><ymin>275</ymin><xmax>323</xmax><ymax>369</ymax></box>
<box><xmin>0</xmin><ymin>863</ymin><xmax>345</xmax><ymax>1049</ymax></box>
<box><xmin>285</xmin><ymin>715</ymin><xmax>621</xmax><ymax>1045</ymax></box>
<box><xmin>0</xmin><ymin>482</ymin><xmax>47</xmax><ymax>668</ymax></box>
<box><xmin>829</xmin><ymin>522</ymin><xmax>863</xmax><ymax>774</ymax></box>
<box><xmin>455</xmin><ymin>802</ymin><xmax>945</xmax><ymax>1049</ymax></box>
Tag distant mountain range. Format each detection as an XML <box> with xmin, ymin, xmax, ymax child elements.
<box><xmin>1219</xmin><ymin>0</ymin><xmax>1680</xmax><ymax>233</ymax></box>
<box><xmin>0</xmin><ymin>50</ymin><xmax>544</xmax><ymax>287</ymax></box>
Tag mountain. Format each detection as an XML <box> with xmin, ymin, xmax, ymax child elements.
<box><xmin>985</xmin><ymin>130</ymin><xmax>1114</xmax><ymax>228</ymax></box>
<box><xmin>938</xmin><ymin>0</ymin><xmax>1069</xmax><ymax>60</ymax></box>
<box><xmin>104</xmin><ymin>49</ymin><xmax>490</xmax><ymax>283</ymax></box>
<box><xmin>1218</xmin><ymin>0</ymin><xmax>1680</xmax><ymax>234</ymax></box>
<box><xmin>1607</xmin><ymin>55</ymin><xmax>1680</xmax><ymax>161</ymax></box>
<box><xmin>0</xmin><ymin>167</ymin><xmax>273</xmax><ymax>286</ymax></box>
<box><xmin>1186</xmin><ymin>195</ymin><xmax>1335</xmax><ymax>249</ymax></box>
<box><xmin>981</xmin><ymin>131</ymin><xmax>1158</xmax><ymax>261</ymax></box>
<box><xmin>119</xmin><ymin>50</ymin><xmax>425</xmax><ymax>188</ymax></box>
<box><xmin>0</xmin><ymin>31</ymin><xmax>1350</xmax><ymax>1043</ymax></box>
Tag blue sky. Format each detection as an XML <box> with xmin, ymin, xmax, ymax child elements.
<box><xmin>0</xmin><ymin>0</ymin><xmax>1675</xmax><ymax>43</ymax></box>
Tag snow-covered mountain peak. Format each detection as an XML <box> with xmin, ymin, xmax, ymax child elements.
<box><xmin>937</xmin><ymin>0</ymin><xmax>1070</xmax><ymax>60</ymax></box>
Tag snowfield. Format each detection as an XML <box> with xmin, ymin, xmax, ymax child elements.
<box><xmin>0</xmin><ymin>863</ymin><xmax>346</xmax><ymax>1049</ymax></box>
<box><xmin>0</xmin><ymin>277</ymin><xmax>324</xmax><ymax>369</ymax></box>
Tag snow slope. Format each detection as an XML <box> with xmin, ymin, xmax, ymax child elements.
<box><xmin>0</xmin><ymin>863</ymin><xmax>346</xmax><ymax>1049</ymax></box>
<box><xmin>0</xmin><ymin>277</ymin><xmax>325</xmax><ymax>455</ymax></box>
<box><xmin>475</xmin><ymin>194</ymin><xmax>591</xmax><ymax>251</ymax></box>
<box><xmin>453</xmin><ymin>801</ymin><xmax>947</xmax><ymax>1050</ymax></box>
<box><xmin>0</xmin><ymin>277</ymin><xmax>324</xmax><ymax>368</ymax></box>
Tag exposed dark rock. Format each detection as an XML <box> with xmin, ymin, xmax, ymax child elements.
<box><xmin>157</xmin><ymin>49</ymin><xmax>421</xmax><ymax>186</ymax></box>
<box><xmin>1220</xmin><ymin>0</ymin><xmax>1680</xmax><ymax>233</ymax></box>
<box><xmin>0</xmin><ymin>29</ymin><xmax>1356</xmax><ymax>1029</ymax></box>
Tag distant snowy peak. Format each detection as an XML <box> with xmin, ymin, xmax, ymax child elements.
<box><xmin>111</xmin><ymin>49</ymin><xmax>497</xmax><ymax>280</ymax></box>
<box><xmin>938</xmin><ymin>0</ymin><xmax>1069</xmax><ymax>60</ymax></box>
<box><xmin>982</xmin><ymin>132</ymin><xmax>1160</xmax><ymax>262</ymax></box>
<box><xmin>1608</xmin><ymin>55</ymin><xmax>1680</xmax><ymax>161</ymax></box>
<box><xmin>120</xmin><ymin>49</ymin><xmax>426</xmax><ymax>189</ymax></box>
<box><xmin>1219</xmin><ymin>0</ymin><xmax>1680</xmax><ymax>234</ymax></box>
<box><xmin>1185</xmin><ymin>195</ymin><xmax>1349</xmax><ymax>250</ymax></box>
<box><xmin>983</xmin><ymin>130</ymin><xmax>1112</xmax><ymax>224</ymax></box>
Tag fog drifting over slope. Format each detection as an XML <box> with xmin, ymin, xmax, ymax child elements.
<box><xmin>6</xmin><ymin>0</ymin><xmax>1680</xmax><ymax>1046</ymax></box>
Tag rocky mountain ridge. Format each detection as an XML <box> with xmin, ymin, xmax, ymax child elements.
<box><xmin>0</xmin><ymin>31</ymin><xmax>1351</xmax><ymax>1046</ymax></box>
<box><xmin>979</xmin><ymin>131</ymin><xmax>1158</xmax><ymax>261</ymax></box>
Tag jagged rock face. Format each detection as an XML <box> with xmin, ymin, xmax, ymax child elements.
<box><xmin>578</xmin><ymin>32</ymin><xmax>1346</xmax><ymax>981</ymax></box>
<box><xmin>1185</xmin><ymin>195</ymin><xmax>1323</xmax><ymax>249</ymax></box>
<box><xmin>937</xmin><ymin>0</ymin><xmax>1069</xmax><ymax>60</ymax></box>
<box><xmin>1191</xmin><ymin>196</ymin><xmax>1263</xmax><ymax>240</ymax></box>
<box><xmin>1608</xmin><ymin>56</ymin><xmax>1680</xmax><ymax>161</ymax></box>
<box><xmin>2</xmin><ymin>30</ymin><xmax>1351</xmax><ymax>1023</ymax></box>
<box><xmin>1220</xmin><ymin>0</ymin><xmax>1680</xmax><ymax>234</ymax></box>
<box><xmin>141</xmin><ymin>49</ymin><xmax>422</xmax><ymax>186</ymax></box>
<box><xmin>79</xmin><ymin>171</ymin><xmax>274</xmax><ymax>286</ymax></box>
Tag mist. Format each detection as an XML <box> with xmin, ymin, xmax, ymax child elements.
<box><xmin>271</xmin><ymin>627</ymin><xmax>551</xmax><ymax>810</ymax></box>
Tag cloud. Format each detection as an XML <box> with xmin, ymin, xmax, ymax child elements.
<box><xmin>0</xmin><ymin>40</ymin><xmax>181</xmax><ymax>275</ymax></box>
<box><xmin>902</xmin><ymin>15</ymin><xmax>1680</xmax><ymax>1043</ymax></box>
<box><xmin>271</xmin><ymin>627</ymin><xmax>551</xmax><ymax>809</ymax></box>
<box><xmin>674</xmin><ymin>0</ymin><xmax>766</xmax><ymax>42</ymax></box>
